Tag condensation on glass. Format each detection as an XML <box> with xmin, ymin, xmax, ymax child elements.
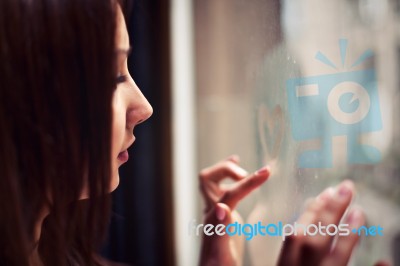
<box><xmin>194</xmin><ymin>0</ymin><xmax>400</xmax><ymax>265</ymax></box>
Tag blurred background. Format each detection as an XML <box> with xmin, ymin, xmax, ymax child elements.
<box><xmin>102</xmin><ymin>0</ymin><xmax>400</xmax><ymax>265</ymax></box>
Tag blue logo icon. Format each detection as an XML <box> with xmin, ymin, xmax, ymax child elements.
<box><xmin>287</xmin><ymin>39</ymin><xmax>382</xmax><ymax>168</ymax></box>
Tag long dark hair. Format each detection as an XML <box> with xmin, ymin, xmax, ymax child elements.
<box><xmin>0</xmin><ymin>0</ymin><xmax>118</xmax><ymax>265</ymax></box>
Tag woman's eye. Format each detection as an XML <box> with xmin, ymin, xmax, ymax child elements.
<box><xmin>116</xmin><ymin>74</ymin><xmax>127</xmax><ymax>84</ymax></box>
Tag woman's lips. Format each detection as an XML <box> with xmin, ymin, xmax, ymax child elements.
<box><xmin>117</xmin><ymin>150</ymin><xmax>129</xmax><ymax>163</ymax></box>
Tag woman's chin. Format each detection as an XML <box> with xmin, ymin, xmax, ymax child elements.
<box><xmin>109</xmin><ymin>171</ymin><xmax>120</xmax><ymax>192</ymax></box>
<box><xmin>78</xmin><ymin>171</ymin><xmax>120</xmax><ymax>199</ymax></box>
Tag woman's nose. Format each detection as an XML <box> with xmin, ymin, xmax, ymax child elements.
<box><xmin>126</xmin><ymin>91</ymin><xmax>153</xmax><ymax>130</ymax></box>
<box><xmin>134</xmin><ymin>97</ymin><xmax>153</xmax><ymax>125</ymax></box>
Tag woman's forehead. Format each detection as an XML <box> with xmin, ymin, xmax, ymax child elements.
<box><xmin>115</xmin><ymin>5</ymin><xmax>130</xmax><ymax>51</ymax></box>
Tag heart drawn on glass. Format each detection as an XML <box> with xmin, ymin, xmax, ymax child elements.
<box><xmin>257</xmin><ymin>104</ymin><xmax>285</xmax><ymax>163</ymax></box>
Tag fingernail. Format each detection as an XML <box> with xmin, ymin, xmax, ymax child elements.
<box><xmin>337</xmin><ymin>181</ymin><xmax>353</xmax><ymax>198</ymax></box>
<box><xmin>255</xmin><ymin>165</ymin><xmax>270</xmax><ymax>176</ymax></box>
<box><xmin>216</xmin><ymin>206</ymin><xmax>226</xmax><ymax>221</ymax></box>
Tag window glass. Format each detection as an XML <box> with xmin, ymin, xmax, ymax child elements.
<box><xmin>195</xmin><ymin>0</ymin><xmax>400</xmax><ymax>264</ymax></box>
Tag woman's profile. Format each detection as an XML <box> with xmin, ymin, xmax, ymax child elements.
<box><xmin>0</xmin><ymin>0</ymin><xmax>145</xmax><ymax>264</ymax></box>
<box><xmin>0</xmin><ymin>0</ymin><xmax>385</xmax><ymax>265</ymax></box>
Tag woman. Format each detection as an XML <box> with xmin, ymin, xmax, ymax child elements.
<box><xmin>0</xmin><ymin>0</ymin><xmax>130</xmax><ymax>264</ymax></box>
<box><xmin>0</xmin><ymin>0</ymin><xmax>372</xmax><ymax>265</ymax></box>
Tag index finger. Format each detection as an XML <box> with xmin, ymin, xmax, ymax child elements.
<box><xmin>296</xmin><ymin>180</ymin><xmax>355</xmax><ymax>261</ymax></box>
<box><xmin>220</xmin><ymin>166</ymin><xmax>270</xmax><ymax>209</ymax></box>
<box><xmin>199</xmin><ymin>160</ymin><xmax>248</xmax><ymax>183</ymax></box>
<box><xmin>323</xmin><ymin>208</ymin><xmax>365</xmax><ymax>266</ymax></box>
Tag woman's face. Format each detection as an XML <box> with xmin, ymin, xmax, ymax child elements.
<box><xmin>110</xmin><ymin>6</ymin><xmax>153</xmax><ymax>191</ymax></box>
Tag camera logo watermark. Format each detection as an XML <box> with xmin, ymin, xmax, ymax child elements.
<box><xmin>189</xmin><ymin>219</ymin><xmax>384</xmax><ymax>241</ymax></box>
<box><xmin>286</xmin><ymin>39</ymin><xmax>382</xmax><ymax>168</ymax></box>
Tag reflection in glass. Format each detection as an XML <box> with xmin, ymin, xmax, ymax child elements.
<box><xmin>194</xmin><ymin>0</ymin><xmax>400</xmax><ymax>265</ymax></box>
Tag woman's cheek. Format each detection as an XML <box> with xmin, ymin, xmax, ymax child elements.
<box><xmin>110</xmin><ymin>91</ymin><xmax>126</xmax><ymax>191</ymax></box>
<box><xmin>111</xmin><ymin>106</ymin><xmax>121</xmax><ymax>170</ymax></box>
<box><xmin>110</xmin><ymin>117</ymin><xmax>122</xmax><ymax>191</ymax></box>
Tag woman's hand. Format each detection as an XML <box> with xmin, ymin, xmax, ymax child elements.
<box><xmin>276</xmin><ymin>180</ymin><xmax>385</xmax><ymax>266</ymax></box>
<box><xmin>198</xmin><ymin>160</ymin><xmax>388</xmax><ymax>266</ymax></box>
<box><xmin>199</xmin><ymin>155</ymin><xmax>270</xmax><ymax>266</ymax></box>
